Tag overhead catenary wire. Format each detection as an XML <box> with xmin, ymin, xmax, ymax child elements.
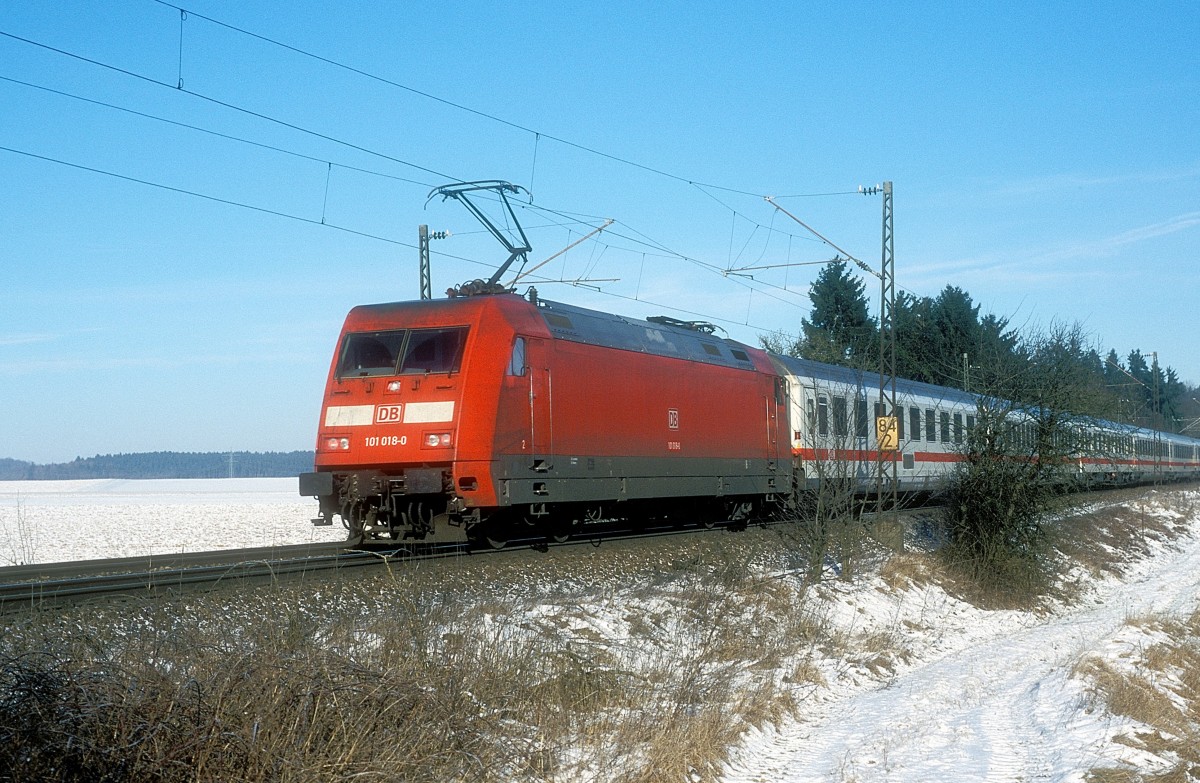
<box><xmin>0</xmin><ymin>74</ymin><xmax>436</xmax><ymax>189</ymax></box>
<box><xmin>0</xmin><ymin>30</ymin><xmax>460</xmax><ymax>183</ymax></box>
<box><xmin>0</xmin><ymin>30</ymin><xmax>816</xmax><ymax>307</ymax></box>
<box><xmin>0</xmin><ymin>17</ymin><xmax>848</xmax><ymax>327</ymax></box>
<box><xmin>0</xmin><ymin>22</ymin><xmax>846</xmax><ymax>252</ymax></box>
<box><xmin>0</xmin><ymin>140</ymin><xmax>815</xmax><ymax>329</ymax></box>
<box><xmin>146</xmin><ymin>0</ymin><xmax>775</xmax><ymax>199</ymax></box>
<box><xmin>0</xmin><ymin>143</ymin><xmax>472</xmax><ymax>262</ymax></box>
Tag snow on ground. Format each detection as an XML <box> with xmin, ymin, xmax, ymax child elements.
<box><xmin>722</xmin><ymin>490</ymin><xmax>1200</xmax><ymax>783</ymax></box>
<box><xmin>5</xmin><ymin>480</ymin><xmax>1200</xmax><ymax>780</ymax></box>
<box><xmin>0</xmin><ymin>478</ymin><xmax>345</xmax><ymax>564</ymax></box>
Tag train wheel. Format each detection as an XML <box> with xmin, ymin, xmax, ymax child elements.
<box><xmin>469</xmin><ymin>517</ymin><xmax>509</xmax><ymax>549</ymax></box>
<box><xmin>547</xmin><ymin>518</ymin><xmax>579</xmax><ymax>544</ymax></box>
<box><xmin>726</xmin><ymin>500</ymin><xmax>754</xmax><ymax>532</ymax></box>
<box><xmin>343</xmin><ymin>501</ymin><xmax>365</xmax><ymax>542</ymax></box>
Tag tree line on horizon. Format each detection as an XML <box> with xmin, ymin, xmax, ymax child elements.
<box><xmin>0</xmin><ymin>451</ymin><xmax>315</xmax><ymax>481</ymax></box>
<box><xmin>760</xmin><ymin>259</ymin><xmax>1200</xmax><ymax>435</ymax></box>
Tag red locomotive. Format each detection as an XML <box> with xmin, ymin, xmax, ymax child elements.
<box><xmin>299</xmin><ymin>290</ymin><xmax>791</xmax><ymax>546</ymax></box>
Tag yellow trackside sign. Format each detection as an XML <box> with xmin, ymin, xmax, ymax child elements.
<box><xmin>876</xmin><ymin>416</ymin><xmax>899</xmax><ymax>451</ymax></box>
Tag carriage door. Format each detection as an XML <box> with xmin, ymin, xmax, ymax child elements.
<box><xmin>766</xmin><ymin>376</ymin><xmax>788</xmax><ymax>461</ymax></box>
<box><xmin>526</xmin><ymin>338</ymin><xmax>553</xmax><ymax>471</ymax></box>
<box><xmin>795</xmin><ymin>385</ymin><xmax>820</xmax><ymax>453</ymax></box>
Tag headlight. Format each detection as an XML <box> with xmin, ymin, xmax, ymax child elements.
<box><xmin>423</xmin><ymin>432</ymin><xmax>452</xmax><ymax>448</ymax></box>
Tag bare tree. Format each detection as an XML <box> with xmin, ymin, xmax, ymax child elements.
<box><xmin>942</xmin><ymin>321</ymin><xmax>1100</xmax><ymax>592</ymax></box>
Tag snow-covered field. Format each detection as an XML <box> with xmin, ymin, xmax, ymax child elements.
<box><xmin>3</xmin><ymin>480</ymin><xmax>1198</xmax><ymax>780</ymax></box>
<box><xmin>0</xmin><ymin>478</ymin><xmax>345</xmax><ymax>564</ymax></box>
<box><xmin>722</xmin><ymin>491</ymin><xmax>1200</xmax><ymax>782</ymax></box>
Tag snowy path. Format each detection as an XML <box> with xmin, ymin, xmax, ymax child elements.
<box><xmin>723</xmin><ymin>524</ymin><xmax>1200</xmax><ymax>782</ymax></box>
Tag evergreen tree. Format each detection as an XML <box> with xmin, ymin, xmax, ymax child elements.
<box><xmin>1102</xmin><ymin>349</ymin><xmax>1124</xmax><ymax>389</ymax></box>
<box><xmin>799</xmin><ymin>259</ymin><xmax>877</xmax><ymax>368</ymax></box>
<box><xmin>893</xmin><ymin>291</ymin><xmax>936</xmax><ymax>384</ymax></box>
<box><xmin>972</xmin><ymin>312</ymin><xmax>1023</xmax><ymax>393</ymax></box>
<box><xmin>927</xmin><ymin>286</ymin><xmax>982</xmax><ymax>387</ymax></box>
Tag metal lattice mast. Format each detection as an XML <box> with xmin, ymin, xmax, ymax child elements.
<box><xmin>876</xmin><ymin>181</ymin><xmax>897</xmax><ymax>516</ymax></box>
<box><xmin>418</xmin><ymin>224</ymin><xmax>432</xmax><ymax>300</ymax></box>
<box><xmin>763</xmin><ymin>185</ymin><xmax>897</xmax><ymax>516</ymax></box>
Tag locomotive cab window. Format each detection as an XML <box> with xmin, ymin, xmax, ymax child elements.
<box><xmin>398</xmin><ymin>327</ymin><xmax>468</xmax><ymax>374</ymax></box>
<box><xmin>507</xmin><ymin>337</ymin><xmax>527</xmax><ymax>377</ymax></box>
<box><xmin>337</xmin><ymin>327</ymin><xmax>468</xmax><ymax>378</ymax></box>
<box><xmin>338</xmin><ymin>330</ymin><xmax>407</xmax><ymax>377</ymax></box>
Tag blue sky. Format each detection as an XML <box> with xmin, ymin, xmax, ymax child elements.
<box><xmin>1</xmin><ymin>1</ymin><xmax>1197</xmax><ymax>463</ymax></box>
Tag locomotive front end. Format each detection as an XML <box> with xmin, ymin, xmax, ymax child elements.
<box><xmin>300</xmin><ymin>299</ymin><xmax>490</xmax><ymax>543</ymax></box>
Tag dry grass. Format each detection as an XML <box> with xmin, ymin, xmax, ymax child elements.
<box><xmin>1057</xmin><ymin>490</ymin><xmax>1196</xmax><ymax>582</ymax></box>
<box><xmin>0</xmin><ymin>531</ymin><xmax>832</xmax><ymax>782</ymax></box>
<box><xmin>893</xmin><ymin>487</ymin><xmax>1200</xmax><ymax>612</ymax></box>
<box><xmin>1078</xmin><ymin>605</ymin><xmax>1200</xmax><ymax>782</ymax></box>
<box><xmin>0</xmin><ymin>496</ymin><xmax>37</xmax><ymax>566</ymax></box>
<box><xmin>5</xmin><ymin>487</ymin><xmax>1196</xmax><ymax>781</ymax></box>
<box><xmin>878</xmin><ymin>552</ymin><xmax>936</xmax><ymax>591</ymax></box>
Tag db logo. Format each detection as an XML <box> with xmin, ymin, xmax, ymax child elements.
<box><xmin>375</xmin><ymin>405</ymin><xmax>403</xmax><ymax>423</ymax></box>
<box><xmin>667</xmin><ymin>408</ymin><xmax>680</xmax><ymax>430</ymax></box>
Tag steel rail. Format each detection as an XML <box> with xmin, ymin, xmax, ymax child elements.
<box><xmin>0</xmin><ymin>541</ymin><xmax>474</xmax><ymax>610</ymax></box>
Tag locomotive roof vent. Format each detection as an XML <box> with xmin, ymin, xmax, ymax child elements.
<box><xmin>646</xmin><ymin>315</ymin><xmax>719</xmax><ymax>335</ymax></box>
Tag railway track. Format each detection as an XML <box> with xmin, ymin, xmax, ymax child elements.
<box><xmin>0</xmin><ymin>518</ymin><xmax>771</xmax><ymax>610</ymax></box>
<box><xmin>0</xmin><ymin>541</ymin><xmax>464</xmax><ymax>610</ymax></box>
<box><xmin>4</xmin><ymin>483</ymin><xmax>1177</xmax><ymax>611</ymax></box>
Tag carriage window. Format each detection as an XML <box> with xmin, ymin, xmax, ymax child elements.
<box><xmin>856</xmin><ymin>398</ymin><xmax>869</xmax><ymax>438</ymax></box>
<box><xmin>507</xmin><ymin>337</ymin><xmax>527</xmax><ymax>377</ymax></box>
<box><xmin>953</xmin><ymin>413</ymin><xmax>964</xmax><ymax>444</ymax></box>
<box><xmin>817</xmin><ymin>395</ymin><xmax>829</xmax><ymax>437</ymax></box>
<box><xmin>910</xmin><ymin>407</ymin><xmax>921</xmax><ymax>442</ymax></box>
<box><xmin>925</xmin><ymin>409</ymin><xmax>936</xmax><ymax>442</ymax></box>
<box><xmin>896</xmin><ymin>406</ymin><xmax>904</xmax><ymax>440</ymax></box>
<box><xmin>337</xmin><ymin>330</ymin><xmax>408</xmax><ymax>377</ymax></box>
<box><xmin>832</xmin><ymin>397</ymin><xmax>848</xmax><ymax>437</ymax></box>
<box><xmin>940</xmin><ymin>412</ymin><xmax>951</xmax><ymax>443</ymax></box>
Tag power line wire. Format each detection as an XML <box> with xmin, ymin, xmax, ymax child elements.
<box><xmin>0</xmin><ymin>141</ymin><xmax>809</xmax><ymax>326</ymax></box>
<box><xmin>0</xmin><ymin>143</ymin><xmax>497</xmax><ymax>269</ymax></box>
<box><xmin>147</xmin><ymin>0</ymin><xmax>775</xmax><ymax>199</ymax></box>
<box><xmin>1</xmin><ymin>24</ymin><xmax>828</xmax><ymax>322</ymax></box>
<box><xmin>2</xmin><ymin>26</ymin><xmax>812</xmax><ymax>276</ymax></box>
<box><xmin>0</xmin><ymin>74</ymin><xmax>437</xmax><ymax>190</ymax></box>
<box><xmin>1</xmin><ymin>25</ymin><xmax>850</xmax><ymax>307</ymax></box>
<box><xmin>0</xmin><ymin>29</ymin><xmax>459</xmax><ymax>182</ymax></box>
